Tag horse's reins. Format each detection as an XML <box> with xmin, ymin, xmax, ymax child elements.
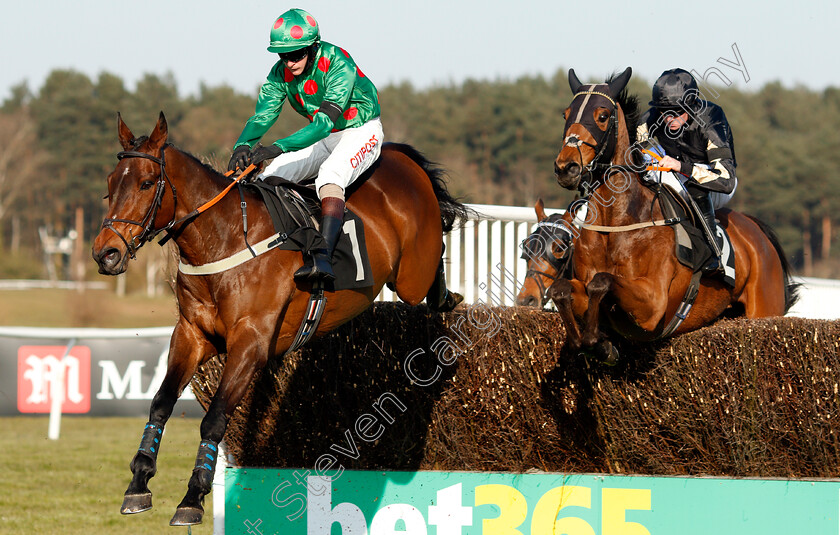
<box><xmin>561</xmin><ymin>106</ymin><xmax>703</xmax><ymax>335</ymax></box>
<box><xmin>563</xmin><ymin>99</ymin><xmax>682</xmax><ymax>232</ymax></box>
<box><xmin>102</xmin><ymin>144</ymin><xmax>257</xmax><ymax>257</ymax></box>
<box><xmin>571</xmin><ymin>216</ymin><xmax>683</xmax><ymax>233</ymax></box>
<box><xmin>156</xmin><ymin>164</ymin><xmax>259</xmax><ymax>247</ymax></box>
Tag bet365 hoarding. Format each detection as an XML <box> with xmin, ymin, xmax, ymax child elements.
<box><xmin>226</xmin><ymin>469</ymin><xmax>840</xmax><ymax>534</ymax></box>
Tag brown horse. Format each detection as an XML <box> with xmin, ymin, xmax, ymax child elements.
<box><xmin>92</xmin><ymin>113</ymin><xmax>466</xmax><ymax>526</ymax></box>
<box><xmin>516</xmin><ymin>68</ymin><xmax>798</xmax><ymax>360</ymax></box>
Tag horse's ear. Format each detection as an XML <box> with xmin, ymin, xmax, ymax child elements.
<box><xmin>607</xmin><ymin>67</ymin><xmax>633</xmax><ymax>97</ymax></box>
<box><xmin>117</xmin><ymin>112</ymin><xmax>134</xmax><ymax>150</ymax></box>
<box><xmin>534</xmin><ymin>198</ymin><xmax>547</xmax><ymax>221</ymax></box>
<box><xmin>568</xmin><ymin>69</ymin><xmax>583</xmax><ymax>95</ymax></box>
<box><xmin>148</xmin><ymin>111</ymin><xmax>169</xmax><ymax>150</ymax></box>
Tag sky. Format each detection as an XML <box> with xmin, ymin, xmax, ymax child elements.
<box><xmin>1</xmin><ymin>0</ymin><xmax>838</xmax><ymax>104</ymax></box>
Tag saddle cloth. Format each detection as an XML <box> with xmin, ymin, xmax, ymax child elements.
<box><xmin>247</xmin><ymin>177</ymin><xmax>374</xmax><ymax>290</ymax></box>
<box><xmin>653</xmin><ymin>174</ymin><xmax>736</xmax><ymax>287</ymax></box>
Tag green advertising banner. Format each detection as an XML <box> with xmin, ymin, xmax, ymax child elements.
<box><xmin>226</xmin><ymin>468</ymin><xmax>839</xmax><ymax>534</ymax></box>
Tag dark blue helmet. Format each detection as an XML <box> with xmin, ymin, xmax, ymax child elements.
<box><xmin>650</xmin><ymin>68</ymin><xmax>699</xmax><ymax>110</ymax></box>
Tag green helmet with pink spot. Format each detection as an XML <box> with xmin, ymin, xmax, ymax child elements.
<box><xmin>267</xmin><ymin>9</ymin><xmax>320</xmax><ymax>53</ymax></box>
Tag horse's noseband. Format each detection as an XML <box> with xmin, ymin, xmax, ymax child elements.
<box><xmin>521</xmin><ymin>220</ymin><xmax>574</xmax><ymax>306</ymax></box>
<box><xmin>562</xmin><ymin>86</ymin><xmax>620</xmax><ymax>184</ymax></box>
<box><xmin>564</xmin><ymin>134</ymin><xmax>585</xmax><ymax>148</ymax></box>
<box><xmin>102</xmin><ymin>145</ymin><xmax>177</xmax><ymax>259</ymax></box>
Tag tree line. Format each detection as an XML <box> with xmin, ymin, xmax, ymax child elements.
<box><xmin>1</xmin><ymin>68</ymin><xmax>838</xmax><ymax>277</ymax></box>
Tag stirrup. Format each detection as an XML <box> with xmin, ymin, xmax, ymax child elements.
<box><xmin>294</xmin><ymin>251</ymin><xmax>335</xmax><ymax>281</ymax></box>
<box><xmin>702</xmin><ymin>256</ymin><xmax>723</xmax><ymax>275</ymax></box>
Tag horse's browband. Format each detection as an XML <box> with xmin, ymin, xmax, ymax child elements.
<box><xmin>571</xmin><ymin>90</ymin><xmax>617</xmax><ymax>107</ymax></box>
<box><xmin>117</xmin><ymin>150</ymin><xmax>164</xmax><ymax>165</ymax></box>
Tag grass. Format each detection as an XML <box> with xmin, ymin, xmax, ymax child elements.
<box><xmin>0</xmin><ymin>282</ymin><xmax>215</xmax><ymax>533</ymax></box>
<box><xmin>0</xmin><ymin>288</ymin><xmax>177</xmax><ymax>328</ymax></box>
<box><xmin>0</xmin><ymin>416</ymin><xmax>215</xmax><ymax>534</ymax></box>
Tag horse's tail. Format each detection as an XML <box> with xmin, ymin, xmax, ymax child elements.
<box><xmin>386</xmin><ymin>142</ymin><xmax>472</xmax><ymax>232</ymax></box>
<box><xmin>746</xmin><ymin>214</ymin><xmax>801</xmax><ymax>313</ymax></box>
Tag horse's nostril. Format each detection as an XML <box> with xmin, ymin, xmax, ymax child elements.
<box><xmin>519</xmin><ymin>295</ymin><xmax>538</xmax><ymax>308</ymax></box>
<box><xmin>94</xmin><ymin>247</ymin><xmax>122</xmax><ymax>270</ymax></box>
<box><xmin>555</xmin><ymin>161</ymin><xmax>581</xmax><ymax>179</ymax></box>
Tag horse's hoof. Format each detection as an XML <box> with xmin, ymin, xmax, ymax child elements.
<box><xmin>170</xmin><ymin>506</ymin><xmax>204</xmax><ymax>526</ymax></box>
<box><xmin>603</xmin><ymin>344</ymin><xmax>620</xmax><ymax>367</ymax></box>
<box><xmin>599</xmin><ymin>341</ymin><xmax>620</xmax><ymax>367</ymax></box>
<box><xmin>430</xmin><ymin>291</ymin><xmax>464</xmax><ymax>312</ymax></box>
<box><xmin>121</xmin><ymin>492</ymin><xmax>152</xmax><ymax>514</ymax></box>
<box><xmin>444</xmin><ymin>291</ymin><xmax>464</xmax><ymax>311</ymax></box>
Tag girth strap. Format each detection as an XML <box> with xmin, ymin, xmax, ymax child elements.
<box><xmin>659</xmin><ymin>269</ymin><xmax>703</xmax><ymax>338</ymax></box>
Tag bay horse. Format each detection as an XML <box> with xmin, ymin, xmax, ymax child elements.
<box><xmin>92</xmin><ymin>112</ymin><xmax>466</xmax><ymax>526</ymax></box>
<box><xmin>516</xmin><ymin>68</ymin><xmax>798</xmax><ymax>361</ymax></box>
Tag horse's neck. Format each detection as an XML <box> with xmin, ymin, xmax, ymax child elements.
<box><xmin>589</xmin><ymin>163</ymin><xmax>655</xmax><ymax>227</ymax></box>
<box><xmin>590</xmin><ymin>120</ymin><xmax>658</xmax><ymax>226</ymax></box>
<box><xmin>167</xmin><ymin>151</ymin><xmax>246</xmax><ymax>265</ymax></box>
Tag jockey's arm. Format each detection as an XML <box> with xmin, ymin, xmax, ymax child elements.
<box><xmin>684</xmin><ymin>113</ymin><xmax>737</xmax><ymax>194</ymax></box>
<box><xmin>637</xmin><ymin>109</ymin><xmax>737</xmax><ymax>195</ymax></box>
<box><xmin>269</xmin><ymin>58</ymin><xmax>356</xmax><ymax>153</ymax></box>
<box><xmin>685</xmin><ymin>139</ymin><xmax>736</xmax><ymax>194</ymax></box>
<box><xmin>233</xmin><ymin>74</ymin><xmax>287</xmax><ymax>150</ymax></box>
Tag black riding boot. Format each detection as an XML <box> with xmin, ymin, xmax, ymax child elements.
<box><xmin>294</xmin><ymin>200</ymin><xmax>344</xmax><ymax>282</ymax></box>
<box><xmin>688</xmin><ymin>186</ymin><xmax>723</xmax><ymax>274</ymax></box>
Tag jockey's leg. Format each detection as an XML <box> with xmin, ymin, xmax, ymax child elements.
<box><xmin>294</xmin><ymin>187</ymin><xmax>343</xmax><ymax>281</ymax></box>
<box><xmin>258</xmin><ymin>141</ymin><xmax>327</xmax><ymax>182</ymax></box>
<box><xmin>686</xmin><ymin>183</ymin><xmax>723</xmax><ymax>274</ymax></box>
<box><xmin>293</xmin><ymin>119</ymin><xmax>384</xmax><ymax>282</ymax></box>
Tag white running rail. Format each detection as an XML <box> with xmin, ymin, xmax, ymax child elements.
<box><xmin>376</xmin><ymin>203</ymin><xmax>564</xmax><ymax>306</ymax></box>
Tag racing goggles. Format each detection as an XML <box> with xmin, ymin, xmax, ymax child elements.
<box><xmin>278</xmin><ymin>48</ymin><xmax>309</xmax><ymax>63</ymax></box>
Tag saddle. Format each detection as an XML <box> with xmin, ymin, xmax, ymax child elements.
<box><xmin>649</xmin><ymin>177</ymin><xmax>736</xmax><ymax>287</ymax></box>
<box><xmin>243</xmin><ymin>176</ymin><xmax>374</xmax><ymax>290</ymax></box>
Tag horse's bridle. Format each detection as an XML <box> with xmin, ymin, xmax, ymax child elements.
<box><xmin>522</xmin><ymin>221</ymin><xmax>574</xmax><ymax>305</ymax></box>
<box><xmin>101</xmin><ymin>144</ymin><xmax>178</xmax><ymax>259</ymax></box>
<box><xmin>562</xmin><ymin>88</ymin><xmax>620</xmax><ymax>193</ymax></box>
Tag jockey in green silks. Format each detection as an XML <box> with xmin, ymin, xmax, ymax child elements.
<box><xmin>228</xmin><ymin>8</ymin><xmax>383</xmax><ymax>282</ymax></box>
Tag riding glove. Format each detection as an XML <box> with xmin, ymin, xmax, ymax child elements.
<box><xmin>250</xmin><ymin>144</ymin><xmax>284</xmax><ymax>166</ymax></box>
<box><xmin>227</xmin><ymin>145</ymin><xmax>251</xmax><ymax>173</ymax></box>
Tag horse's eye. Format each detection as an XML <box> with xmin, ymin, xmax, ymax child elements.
<box><xmin>140</xmin><ymin>180</ymin><xmax>154</xmax><ymax>190</ymax></box>
<box><xmin>598</xmin><ymin>111</ymin><xmax>609</xmax><ymax>122</ymax></box>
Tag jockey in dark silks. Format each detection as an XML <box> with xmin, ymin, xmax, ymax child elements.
<box><xmin>228</xmin><ymin>8</ymin><xmax>383</xmax><ymax>282</ymax></box>
<box><xmin>637</xmin><ymin>68</ymin><xmax>738</xmax><ymax>275</ymax></box>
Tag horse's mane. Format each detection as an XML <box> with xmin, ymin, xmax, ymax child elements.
<box><xmin>174</xmin><ymin>145</ymin><xmax>228</xmax><ymax>180</ymax></box>
<box><xmin>131</xmin><ymin>135</ymin><xmax>228</xmax><ymax>181</ymax></box>
<box><xmin>605</xmin><ymin>72</ymin><xmax>641</xmax><ymax>146</ymax></box>
<box><xmin>129</xmin><ymin>135</ymin><xmax>149</xmax><ymax>150</ymax></box>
